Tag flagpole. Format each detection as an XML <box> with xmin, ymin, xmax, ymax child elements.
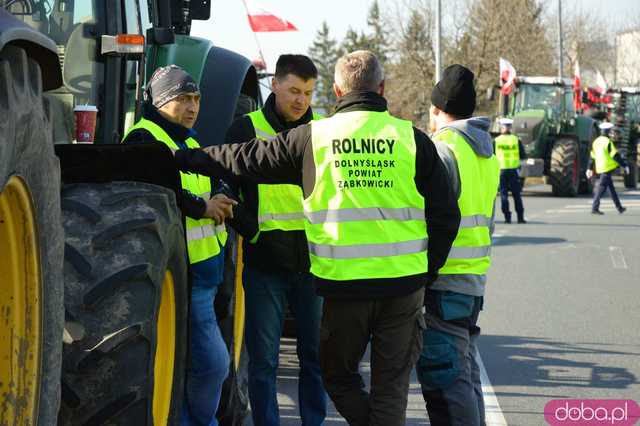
<box><xmin>241</xmin><ymin>0</ymin><xmax>268</xmax><ymax>68</ymax></box>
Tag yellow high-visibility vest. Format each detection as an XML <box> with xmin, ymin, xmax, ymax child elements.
<box><xmin>304</xmin><ymin>110</ymin><xmax>428</xmax><ymax>281</ymax></box>
<box><xmin>494</xmin><ymin>134</ymin><xmax>520</xmax><ymax>170</ymax></box>
<box><xmin>435</xmin><ymin>128</ymin><xmax>500</xmax><ymax>276</ymax></box>
<box><xmin>124</xmin><ymin>118</ymin><xmax>227</xmax><ymax>264</ymax></box>
<box><xmin>247</xmin><ymin>109</ymin><xmax>322</xmax><ymax>240</ymax></box>
<box><xmin>591</xmin><ymin>136</ymin><xmax>619</xmax><ymax>174</ymax></box>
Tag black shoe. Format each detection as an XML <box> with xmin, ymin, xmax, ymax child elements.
<box><xmin>618</xmin><ymin>207</ymin><xmax>627</xmax><ymax>214</ymax></box>
<box><xmin>591</xmin><ymin>210</ymin><xmax>605</xmax><ymax>215</ymax></box>
<box><xmin>504</xmin><ymin>218</ymin><xmax>512</xmax><ymax>224</ymax></box>
<box><xmin>517</xmin><ymin>218</ymin><xmax>527</xmax><ymax>224</ymax></box>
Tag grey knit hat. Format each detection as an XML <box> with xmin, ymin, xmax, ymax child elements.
<box><xmin>146</xmin><ymin>65</ymin><xmax>200</xmax><ymax>108</ymax></box>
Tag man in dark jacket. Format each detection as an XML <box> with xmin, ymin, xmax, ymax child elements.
<box><xmin>224</xmin><ymin>54</ymin><xmax>326</xmax><ymax>425</ymax></box>
<box><xmin>173</xmin><ymin>50</ymin><xmax>460</xmax><ymax>425</ymax></box>
<box><xmin>122</xmin><ymin>65</ymin><xmax>235</xmax><ymax>426</ymax></box>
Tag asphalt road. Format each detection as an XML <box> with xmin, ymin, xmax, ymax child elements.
<box><xmin>245</xmin><ymin>179</ymin><xmax>640</xmax><ymax>425</ymax></box>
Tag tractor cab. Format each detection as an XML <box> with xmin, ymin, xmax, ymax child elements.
<box><xmin>495</xmin><ymin>76</ymin><xmax>596</xmax><ymax>196</ymax></box>
<box><xmin>3</xmin><ymin>0</ymin><xmax>259</xmax><ymax>147</ymax></box>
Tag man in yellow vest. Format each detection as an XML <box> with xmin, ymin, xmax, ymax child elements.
<box><xmin>418</xmin><ymin>64</ymin><xmax>500</xmax><ymax>426</ymax></box>
<box><xmin>122</xmin><ymin>65</ymin><xmax>236</xmax><ymax>425</ymax></box>
<box><xmin>587</xmin><ymin>122</ymin><xmax>628</xmax><ymax>215</ymax></box>
<box><xmin>223</xmin><ymin>54</ymin><xmax>327</xmax><ymax>425</ymax></box>
<box><xmin>494</xmin><ymin>118</ymin><xmax>527</xmax><ymax>223</ymax></box>
<box><xmin>172</xmin><ymin>50</ymin><xmax>461</xmax><ymax>426</ymax></box>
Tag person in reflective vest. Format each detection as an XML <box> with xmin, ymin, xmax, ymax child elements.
<box><xmin>122</xmin><ymin>65</ymin><xmax>236</xmax><ymax>426</ymax></box>
<box><xmin>223</xmin><ymin>54</ymin><xmax>327</xmax><ymax>426</ymax></box>
<box><xmin>172</xmin><ymin>50</ymin><xmax>461</xmax><ymax>426</ymax></box>
<box><xmin>418</xmin><ymin>64</ymin><xmax>500</xmax><ymax>426</ymax></box>
<box><xmin>586</xmin><ymin>122</ymin><xmax>628</xmax><ymax>215</ymax></box>
<box><xmin>494</xmin><ymin>117</ymin><xmax>527</xmax><ymax>223</ymax></box>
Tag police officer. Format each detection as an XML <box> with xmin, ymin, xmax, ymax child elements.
<box><xmin>173</xmin><ymin>50</ymin><xmax>461</xmax><ymax>426</ymax></box>
<box><xmin>418</xmin><ymin>64</ymin><xmax>500</xmax><ymax>426</ymax></box>
<box><xmin>122</xmin><ymin>65</ymin><xmax>236</xmax><ymax>426</ymax></box>
<box><xmin>494</xmin><ymin>118</ymin><xmax>527</xmax><ymax>223</ymax></box>
<box><xmin>224</xmin><ymin>54</ymin><xmax>327</xmax><ymax>426</ymax></box>
<box><xmin>587</xmin><ymin>122</ymin><xmax>628</xmax><ymax>215</ymax></box>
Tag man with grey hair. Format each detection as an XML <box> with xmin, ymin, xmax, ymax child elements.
<box><xmin>172</xmin><ymin>50</ymin><xmax>460</xmax><ymax>425</ymax></box>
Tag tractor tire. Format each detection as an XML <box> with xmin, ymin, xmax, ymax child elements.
<box><xmin>549</xmin><ymin>138</ymin><xmax>580</xmax><ymax>197</ymax></box>
<box><xmin>216</xmin><ymin>232</ymin><xmax>250</xmax><ymax>425</ymax></box>
<box><xmin>0</xmin><ymin>46</ymin><xmax>64</xmax><ymax>425</ymax></box>
<box><xmin>624</xmin><ymin>160</ymin><xmax>637</xmax><ymax>189</ymax></box>
<box><xmin>637</xmin><ymin>141</ymin><xmax>640</xmax><ymax>183</ymax></box>
<box><xmin>59</xmin><ymin>182</ymin><xmax>188</xmax><ymax>426</ymax></box>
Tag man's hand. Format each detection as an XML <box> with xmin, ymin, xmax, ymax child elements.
<box><xmin>203</xmin><ymin>195</ymin><xmax>237</xmax><ymax>224</ymax></box>
<box><xmin>586</xmin><ymin>169</ymin><xmax>594</xmax><ymax>179</ymax></box>
<box><xmin>624</xmin><ymin>166</ymin><xmax>630</xmax><ymax>175</ymax></box>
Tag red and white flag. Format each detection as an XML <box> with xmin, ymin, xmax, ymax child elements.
<box><xmin>499</xmin><ymin>58</ymin><xmax>516</xmax><ymax>95</ymax></box>
<box><xmin>574</xmin><ymin>61</ymin><xmax>582</xmax><ymax>111</ymax></box>
<box><xmin>595</xmin><ymin>69</ymin><xmax>608</xmax><ymax>94</ymax></box>
<box><xmin>244</xmin><ymin>1</ymin><xmax>298</xmax><ymax>32</ymax></box>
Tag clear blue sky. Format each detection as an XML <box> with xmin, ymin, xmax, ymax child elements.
<box><xmin>191</xmin><ymin>0</ymin><xmax>639</xmax><ymax>72</ymax></box>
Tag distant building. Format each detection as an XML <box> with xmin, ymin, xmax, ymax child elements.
<box><xmin>616</xmin><ymin>29</ymin><xmax>640</xmax><ymax>86</ymax></box>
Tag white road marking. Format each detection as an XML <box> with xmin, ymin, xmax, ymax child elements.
<box><xmin>477</xmin><ymin>348</ymin><xmax>509</xmax><ymax>425</ymax></box>
<box><xmin>609</xmin><ymin>246</ymin><xmax>628</xmax><ymax>269</ymax></box>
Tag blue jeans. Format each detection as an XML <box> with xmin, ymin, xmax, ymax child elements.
<box><xmin>243</xmin><ymin>265</ymin><xmax>326</xmax><ymax>426</ymax></box>
<box><xmin>182</xmin><ymin>257</ymin><xmax>230</xmax><ymax>426</ymax></box>
<box><xmin>592</xmin><ymin>171</ymin><xmax>623</xmax><ymax>212</ymax></box>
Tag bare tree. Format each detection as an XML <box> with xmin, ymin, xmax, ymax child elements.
<box><xmin>453</xmin><ymin>0</ymin><xmax>555</xmax><ymax>114</ymax></box>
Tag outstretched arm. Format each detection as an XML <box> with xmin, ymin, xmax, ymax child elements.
<box><xmin>174</xmin><ymin>125</ymin><xmax>310</xmax><ymax>186</ymax></box>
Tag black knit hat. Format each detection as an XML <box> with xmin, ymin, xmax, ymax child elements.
<box><xmin>431</xmin><ymin>64</ymin><xmax>476</xmax><ymax>118</ymax></box>
<box><xmin>146</xmin><ymin>65</ymin><xmax>199</xmax><ymax>108</ymax></box>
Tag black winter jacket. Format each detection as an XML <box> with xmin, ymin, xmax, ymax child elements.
<box><xmin>175</xmin><ymin>91</ymin><xmax>461</xmax><ymax>299</ymax></box>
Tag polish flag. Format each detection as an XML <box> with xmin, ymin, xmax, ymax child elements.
<box><xmin>596</xmin><ymin>69</ymin><xmax>608</xmax><ymax>94</ymax></box>
<box><xmin>574</xmin><ymin>61</ymin><xmax>582</xmax><ymax>111</ymax></box>
<box><xmin>499</xmin><ymin>58</ymin><xmax>516</xmax><ymax>96</ymax></box>
<box><xmin>244</xmin><ymin>1</ymin><xmax>298</xmax><ymax>32</ymax></box>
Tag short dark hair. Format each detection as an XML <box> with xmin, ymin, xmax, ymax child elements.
<box><xmin>274</xmin><ymin>54</ymin><xmax>318</xmax><ymax>81</ymax></box>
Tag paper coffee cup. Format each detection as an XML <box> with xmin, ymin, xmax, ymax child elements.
<box><xmin>74</xmin><ymin>105</ymin><xmax>98</xmax><ymax>143</ymax></box>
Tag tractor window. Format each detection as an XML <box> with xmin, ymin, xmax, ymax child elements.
<box><xmin>4</xmin><ymin>0</ymin><xmax>103</xmax><ymax>143</ymax></box>
<box><xmin>516</xmin><ymin>84</ymin><xmax>563</xmax><ymax>119</ymax></box>
<box><xmin>564</xmin><ymin>90</ymin><xmax>575</xmax><ymax>115</ymax></box>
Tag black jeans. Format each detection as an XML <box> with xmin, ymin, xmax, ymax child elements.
<box><xmin>319</xmin><ymin>288</ymin><xmax>425</xmax><ymax>426</ymax></box>
<box><xmin>592</xmin><ymin>171</ymin><xmax>623</xmax><ymax>212</ymax></box>
<box><xmin>499</xmin><ymin>168</ymin><xmax>524</xmax><ymax>220</ymax></box>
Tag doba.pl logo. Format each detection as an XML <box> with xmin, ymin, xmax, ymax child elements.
<box><xmin>545</xmin><ymin>399</ymin><xmax>640</xmax><ymax>425</ymax></box>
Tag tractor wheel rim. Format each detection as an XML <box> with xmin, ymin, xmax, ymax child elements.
<box><xmin>0</xmin><ymin>176</ymin><xmax>42</xmax><ymax>424</ymax></box>
<box><xmin>152</xmin><ymin>271</ymin><xmax>176</xmax><ymax>425</ymax></box>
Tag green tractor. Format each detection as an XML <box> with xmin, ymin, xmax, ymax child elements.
<box><xmin>496</xmin><ymin>76</ymin><xmax>597</xmax><ymax>196</ymax></box>
<box><xmin>0</xmin><ymin>0</ymin><xmax>257</xmax><ymax>424</ymax></box>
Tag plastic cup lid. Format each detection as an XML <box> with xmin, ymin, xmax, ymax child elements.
<box><xmin>74</xmin><ymin>104</ymin><xmax>98</xmax><ymax>112</ymax></box>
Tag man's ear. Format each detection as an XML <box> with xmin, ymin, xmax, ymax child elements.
<box><xmin>333</xmin><ymin>82</ymin><xmax>343</xmax><ymax>98</ymax></box>
<box><xmin>378</xmin><ymin>80</ymin><xmax>385</xmax><ymax>96</ymax></box>
<box><xmin>271</xmin><ymin>77</ymin><xmax>277</xmax><ymax>92</ymax></box>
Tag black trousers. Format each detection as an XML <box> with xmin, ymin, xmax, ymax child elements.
<box><xmin>592</xmin><ymin>171</ymin><xmax>623</xmax><ymax>212</ymax></box>
<box><xmin>499</xmin><ymin>168</ymin><xmax>524</xmax><ymax>220</ymax></box>
<box><xmin>319</xmin><ymin>288</ymin><xmax>425</xmax><ymax>426</ymax></box>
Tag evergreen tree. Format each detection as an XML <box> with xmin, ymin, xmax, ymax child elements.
<box><xmin>340</xmin><ymin>27</ymin><xmax>371</xmax><ymax>55</ymax></box>
<box><xmin>385</xmin><ymin>9</ymin><xmax>435</xmax><ymax>124</ymax></box>
<box><xmin>366</xmin><ymin>0</ymin><xmax>391</xmax><ymax>64</ymax></box>
<box><xmin>308</xmin><ymin>21</ymin><xmax>340</xmax><ymax>113</ymax></box>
